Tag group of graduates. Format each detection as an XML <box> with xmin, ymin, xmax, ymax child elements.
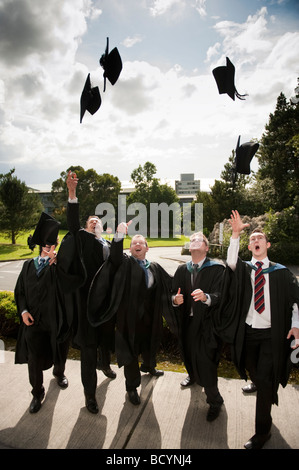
<box><xmin>14</xmin><ymin>171</ymin><xmax>299</xmax><ymax>450</ymax></box>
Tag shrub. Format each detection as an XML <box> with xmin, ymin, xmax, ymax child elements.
<box><xmin>0</xmin><ymin>291</ymin><xmax>19</xmax><ymax>337</ymax></box>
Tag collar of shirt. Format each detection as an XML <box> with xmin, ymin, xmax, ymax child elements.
<box><xmin>38</xmin><ymin>256</ymin><xmax>49</xmax><ymax>263</ymax></box>
<box><xmin>251</xmin><ymin>256</ymin><xmax>269</xmax><ymax>268</ymax></box>
<box><xmin>192</xmin><ymin>257</ymin><xmax>206</xmax><ymax>269</ymax></box>
<box><xmin>132</xmin><ymin>256</ymin><xmax>145</xmax><ymax>264</ymax></box>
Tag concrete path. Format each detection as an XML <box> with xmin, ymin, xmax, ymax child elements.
<box><xmin>0</xmin><ymin>351</ymin><xmax>298</xmax><ymax>452</ymax></box>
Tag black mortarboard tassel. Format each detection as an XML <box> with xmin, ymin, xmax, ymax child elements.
<box><xmin>80</xmin><ymin>73</ymin><xmax>101</xmax><ymax>123</ymax></box>
<box><xmin>99</xmin><ymin>37</ymin><xmax>122</xmax><ymax>92</ymax></box>
<box><xmin>212</xmin><ymin>57</ymin><xmax>247</xmax><ymax>101</ymax></box>
<box><xmin>31</xmin><ymin>212</ymin><xmax>60</xmax><ymax>247</ymax></box>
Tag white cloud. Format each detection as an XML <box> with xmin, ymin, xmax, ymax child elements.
<box><xmin>206</xmin><ymin>42</ymin><xmax>221</xmax><ymax>62</ymax></box>
<box><xmin>213</xmin><ymin>7</ymin><xmax>272</xmax><ymax>57</ymax></box>
<box><xmin>0</xmin><ymin>1</ymin><xmax>298</xmax><ymax>187</ymax></box>
<box><xmin>194</xmin><ymin>0</ymin><xmax>207</xmax><ymax>18</ymax></box>
<box><xmin>122</xmin><ymin>35</ymin><xmax>144</xmax><ymax>48</ymax></box>
<box><xmin>149</xmin><ymin>0</ymin><xmax>185</xmax><ymax>17</ymax></box>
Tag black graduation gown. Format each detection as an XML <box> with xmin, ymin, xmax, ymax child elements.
<box><xmin>172</xmin><ymin>259</ymin><xmax>225</xmax><ymax>387</ymax></box>
<box><xmin>214</xmin><ymin>258</ymin><xmax>299</xmax><ymax>404</ymax></box>
<box><xmin>87</xmin><ymin>238</ymin><xmax>177</xmax><ymax>368</ymax></box>
<box><xmin>14</xmin><ymin>259</ymin><xmax>63</xmax><ymax>370</ymax></box>
<box><xmin>56</xmin><ymin>202</ymin><xmax>112</xmax><ymax>349</ymax></box>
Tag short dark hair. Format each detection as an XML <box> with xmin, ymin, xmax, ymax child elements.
<box><xmin>249</xmin><ymin>228</ymin><xmax>269</xmax><ymax>243</ymax></box>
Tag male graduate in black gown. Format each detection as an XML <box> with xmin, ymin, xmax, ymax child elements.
<box><xmin>61</xmin><ymin>171</ymin><xmax>116</xmax><ymax>414</ymax></box>
<box><xmin>172</xmin><ymin>232</ymin><xmax>225</xmax><ymax>421</ymax></box>
<box><xmin>88</xmin><ymin>224</ymin><xmax>176</xmax><ymax>405</ymax></box>
<box><xmin>14</xmin><ymin>213</ymin><xmax>69</xmax><ymax>413</ymax></box>
<box><xmin>222</xmin><ymin>210</ymin><xmax>299</xmax><ymax>449</ymax></box>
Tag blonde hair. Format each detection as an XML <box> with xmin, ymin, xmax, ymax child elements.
<box><xmin>190</xmin><ymin>231</ymin><xmax>209</xmax><ymax>246</ymax></box>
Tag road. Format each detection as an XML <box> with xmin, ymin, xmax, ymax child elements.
<box><xmin>0</xmin><ymin>260</ymin><xmax>28</xmax><ymax>292</ymax></box>
<box><xmin>1</xmin><ymin>247</ymin><xmax>298</xmax><ymax>292</ymax></box>
<box><xmin>0</xmin><ymin>247</ymin><xmax>190</xmax><ymax>292</ymax></box>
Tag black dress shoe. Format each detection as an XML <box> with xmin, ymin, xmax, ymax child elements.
<box><xmin>180</xmin><ymin>376</ymin><xmax>194</xmax><ymax>387</ymax></box>
<box><xmin>54</xmin><ymin>374</ymin><xmax>69</xmax><ymax>389</ymax></box>
<box><xmin>127</xmin><ymin>390</ymin><xmax>141</xmax><ymax>405</ymax></box>
<box><xmin>140</xmin><ymin>364</ymin><xmax>164</xmax><ymax>376</ymax></box>
<box><xmin>206</xmin><ymin>403</ymin><xmax>223</xmax><ymax>422</ymax></box>
<box><xmin>244</xmin><ymin>433</ymin><xmax>271</xmax><ymax>449</ymax></box>
<box><xmin>101</xmin><ymin>367</ymin><xmax>117</xmax><ymax>379</ymax></box>
<box><xmin>29</xmin><ymin>390</ymin><xmax>45</xmax><ymax>414</ymax></box>
<box><xmin>242</xmin><ymin>382</ymin><xmax>257</xmax><ymax>393</ymax></box>
<box><xmin>85</xmin><ymin>397</ymin><xmax>99</xmax><ymax>414</ymax></box>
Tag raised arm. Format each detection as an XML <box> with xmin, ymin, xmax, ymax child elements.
<box><xmin>227</xmin><ymin>210</ymin><xmax>249</xmax><ymax>270</ymax></box>
<box><xmin>66</xmin><ymin>171</ymin><xmax>80</xmax><ymax>233</ymax></box>
<box><xmin>228</xmin><ymin>210</ymin><xmax>250</xmax><ymax>239</ymax></box>
<box><xmin>66</xmin><ymin>170</ymin><xmax>78</xmax><ymax>200</ymax></box>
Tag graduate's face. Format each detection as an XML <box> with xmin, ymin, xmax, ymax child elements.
<box><xmin>86</xmin><ymin>217</ymin><xmax>101</xmax><ymax>234</ymax></box>
<box><xmin>130</xmin><ymin>236</ymin><xmax>149</xmax><ymax>260</ymax></box>
<box><xmin>41</xmin><ymin>244</ymin><xmax>55</xmax><ymax>258</ymax></box>
<box><xmin>248</xmin><ymin>232</ymin><xmax>270</xmax><ymax>259</ymax></box>
<box><xmin>189</xmin><ymin>234</ymin><xmax>209</xmax><ymax>254</ymax></box>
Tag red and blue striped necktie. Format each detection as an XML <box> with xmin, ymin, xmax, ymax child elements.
<box><xmin>254</xmin><ymin>261</ymin><xmax>265</xmax><ymax>313</ymax></box>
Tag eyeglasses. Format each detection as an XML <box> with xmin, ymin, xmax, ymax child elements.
<box><xmin>249</xmin><ymin>235</ymin><xmax>266</xmax><ymax>244</ymax></box>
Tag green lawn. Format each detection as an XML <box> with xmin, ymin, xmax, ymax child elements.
<box><xmin>0</xmin><ymin>230</ymin><xmax>188</xmax><ymax>261</ymax></box>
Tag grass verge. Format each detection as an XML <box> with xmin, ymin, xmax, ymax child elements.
<box><xmin>0</xmin><ymin>230</ymin><xmax>187</xmax><ymax>261</ymax></box>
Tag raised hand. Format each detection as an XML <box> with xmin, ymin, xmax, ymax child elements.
<box><xmin>229</xmin><ymin>210</ymin><xmax>250</xmax><ymax>238</ymax></box>
<box><xmin>116</xmin><ymin>220</ymin><xmax>132</xmax><ymax>235</ymax></box>
<box><xmin>66</xmin><ymin>170</ymin><xmax>79</xmax><ymax>199</ymax></box>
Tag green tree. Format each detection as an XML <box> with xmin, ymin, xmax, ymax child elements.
<box><xmin>256</xmin><ymin>92</ymin><xmax>299</xmax><ymax>211</ymax></box>
<box><xmin>128</xmin><ymin>162</ymin><xmax>179</xmax><ymax>236</ymax></box>
<box><xmin>51</xmin><ymin>166</ymin><xmax>121</xmax><ymax>228</ymax></box>
<box><xmin>196</xmin><ymin>152</ymin><xmax>252</xmax><ymax>232</ymax></box>
<box><xmin>0</xmin><ymin>169</ymin><xmax>43</xmax><ymax>244</ymax></box>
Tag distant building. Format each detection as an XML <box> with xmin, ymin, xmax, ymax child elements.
<box><xmin>28</xmin><ymin>174</ymin><xmax>206</xmax><ymax>214</ymax></box>
<box><xmin>175</xmin><ymin>174</ymin><xmax>200</xmax><ymax>205</ymax></box>
<box><xmin>28</xmin><ymin>187</ymin><xmax>56</xmax><ymax>214</ymax></box>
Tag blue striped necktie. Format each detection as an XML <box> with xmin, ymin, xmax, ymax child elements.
<box><xmin>36</xmin><ymin>257</ymin><xmax>46</xmax><ymax>276</ymax></box>
<box><xmin>254</xmin><ymin>261</ymin><xmax>265</xmax><ymax>313</ymax></box>
<box><xmin>137</xmin><ymin>259</ymin><xmax>149</xmax><ymax>287</ymax></box>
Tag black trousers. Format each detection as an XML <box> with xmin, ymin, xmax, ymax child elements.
<box><xmin>81</xmin><ymin>320</ymin><xmax>115</xmax><ymax>398</ymax></box>
<box><xmin>80</xmin><ymin>344</ymin><xmax>98</xmax><ymax>398</ymax></box>
<box><xmin>244</xmin><ymin>325</ymin><xmax>274</xmax><ymax>435</ymax></box>
<box><xmin>183</xmin><ymin>317</ymin><xmax>223</xmax><ymax>406</ymax></box>
<box><xmin>124</xmin><ymin>349</ymin><xmax>152</xmax><ymax>392</ymax></box>
<box><xmin>25</xmin><ymin>322</ymin><xmax>69</xmax><ymax>398</ymax></box>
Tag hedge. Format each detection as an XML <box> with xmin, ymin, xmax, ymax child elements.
<box><xmin>0</xmin><ymin>291</ymin><xmax>19</xmax><ymax>338</ymax></box>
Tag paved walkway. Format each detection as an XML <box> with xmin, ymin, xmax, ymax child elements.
<box><xmin>0</xmin><ymin>351</ymin><xmax>299</xmax><ymax>452</ymax></box>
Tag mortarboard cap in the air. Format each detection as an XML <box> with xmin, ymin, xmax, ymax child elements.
<box><xmin>234</xmin><ymin>135</ymin><xmax>259</xmax><ymax>179</ymax></box>
<box><xmin>80</xmin><ymin>73</ymin><xmax>101</xmax><ymax>123</ymax></box>
<box><xmin>31</xmin><ymin>212</ymin><xmax>60</xmax><ymax>247</ymax></box>
<box><xmin>99</xmin><ymin>37</ymin><xmax>122</xmax><ymax>92</ymax></box>
<box><xmin>212</xmin><ymin>57</ymin><xmax>247</xmax><ymax>101</ymax></box>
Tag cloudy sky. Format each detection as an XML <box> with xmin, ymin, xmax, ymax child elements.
<box><xmin>0</xmin><ymin>0</ymin><xmax>298</xmax><ymax>192</ymax></box>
